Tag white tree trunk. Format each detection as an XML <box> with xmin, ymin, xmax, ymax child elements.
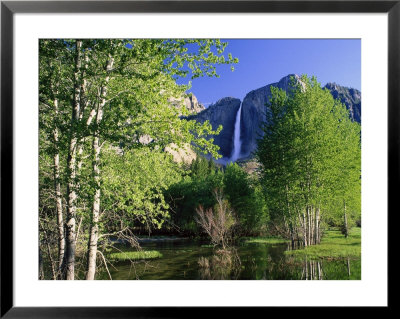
<box><xmin>85</xmin><ymin>135</ymin><xmax>101</xmax><ymax>280</ymax></box>
<box><xmin>64</xmin><ymin>40</ymin><xmax>83</xmax><ymax>280</ymax></box>
<box><xmin>343</xmin><ymin>201</ymin><xmax>348</xmax><ymax>238</ymax></box>
<box><xmin>303</xmin><ymin>211</ymin><xmax>308</xmax><ymax>247</ymax></box>
<box><xmin>53</xmin><ymin>97</ymin><xmax>65</xmax><ymax>275</ymax></box>
<box><xmin>86</xmin><ymin>54</ymin><xmax>114</xmax><ymax>280</ymax></box>
<box><xmin>315</xmin><ymin>206</ymin><xmax>320</xmax><ymax>244</ymax></box>
<box><xmin>307</xmin><ymin>206</ymin><xmax>311</xmax><ymax>246</ymax></box>
<box><xmin>65</xmin><ymin>137</ymin><xmax>78</xmax><ymax>280</ymax></box>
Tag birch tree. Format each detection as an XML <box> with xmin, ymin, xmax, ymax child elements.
<box><xmin>257</xmin><ymin>75</ymin><xmax>361</xmax><ymax>245</ymax></box>
<box><xmin>39</xmin><ymin>39</ymin><xmax>238</xmax><ymax>279</ymax></box>
<box><xmin>39</xmin><ymin>40</ymin><xmax>73</xmax><ymax>277</ymax></box>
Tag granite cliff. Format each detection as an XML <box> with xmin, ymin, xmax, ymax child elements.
<box><xmin>324</xmin><ymin>82</ymin><xmax>361</xmax><ymax>123</ymax></box>
<box><xmin>189</xmin><ymin>97</ymin><xmax>241</xmax><ymax>158</ymax></box>
<box><xmin>240</xmin><ymin>74</ymin><xmax>302</xmax><ymax>157</ymax></box>
<box><xmin>190</xmin><ymin>74</ymin><xmax>361</xmax><ymax>161</ymax></box>
<box><xmin>169</xmin><ymin>93</ymin><xmax>205</xmax><ymax>115</ymax></box>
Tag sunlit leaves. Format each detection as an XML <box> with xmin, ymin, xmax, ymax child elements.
<box><xmin>101</xmin><ymin>147</ymin><xmax>182</xmax><ymax>231</ymax></box>
<box><xmin>39</xmin><ymin>38</ymin><xmax>238</xmax><ymax>252</ymax></box>
<box><xmin>257</xmin><ymin>75</ymin><xmax>361</xmax><ymax>230</ymax></box>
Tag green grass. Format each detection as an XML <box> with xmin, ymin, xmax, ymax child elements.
<box><xmin>108</xmin><ymin>250</ymin><xmax>163</xmax><ymax>261</ymax></box>
<box><xmin>242</xmin><ymin>236</ymin><xmax>290</xmax><ymax>245</ymax></box>
<box><xmin>285</xmin><ymin>227</ymin><xmax>361</xmax><ymax>260</ymax></box>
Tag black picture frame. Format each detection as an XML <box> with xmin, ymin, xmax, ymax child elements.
<box><xmin>1</xmin><ymin>0</ymin><xmax>395</xmax><ymax>317</ymax></box>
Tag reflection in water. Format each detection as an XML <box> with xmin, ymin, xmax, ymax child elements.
<box><xmin>301</xmin><ymin>258</ymin><xmax>324</xmax><ymax>280</ymax></box>
<box><xmin>98</xmin><ymin>239</ymin><xmax>361</xmax><ymax>280</ymax></box>
<box><xmin>297</xmin><ymin>256</ymin><xmax>356</xmax><ymax>280</ymax></box>
<box><xmin>347</xmin><ymin>257</ymin><xmax>351</xmax><ymax>276</ymax></box>
<box><xmin>286</xmin><ymin>240</ymin><xmax>304</xmax><ymax>251</ymax></box>
<box><xmin>198</xmin><ymin>248</ymin><xmax>241</xmax><ymax>280</ymax></box>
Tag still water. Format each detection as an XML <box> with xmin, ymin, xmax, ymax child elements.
<box><xmin>100</xmin><ymin>238</ymin><xmax>361</xmax><ymax>280</ymax></box>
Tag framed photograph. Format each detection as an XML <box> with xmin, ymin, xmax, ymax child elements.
<box><xmin>1</xmin><ymin>0</ymin><xmax>395</xmax><ymax>317</ymax></box>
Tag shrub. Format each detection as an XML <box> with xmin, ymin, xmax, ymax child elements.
<box><xmin>195</xmin><ymin>189</ymin><xmax>236</xmax><ymax>249</ymax></box>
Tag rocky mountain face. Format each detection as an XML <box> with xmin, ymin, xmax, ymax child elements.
<box><xmin>189</xmin><ymin>97</ymin><xmax>241</xmax><ymax>158</ymax></box>
<box><xmin>169</xmin><ymin>93</ymin><xmax>205</xmax><ymax>115</ymax></box>
<box><xmin>185</xmin><ymin>93</ymin><xmax>206</xmax><ymax>114</ymax></box>
<box><xmin>190</xmin><ymin>74</ymin><xmax>361</xmax><ymax>161</ymax></box>
<box><xmin>324</xmin><ymin>83</ymin><xmax>361</xmax><ymax>123</ymax></box>
<box><xmin>240</xmin><ymin>74</ymin><xmax>301</xmax><ymax>157</ymax></box>
<box><xmin>165</xmin><ymin>143</ymin><xmax>197</xmax><ymax>164</ymax></box>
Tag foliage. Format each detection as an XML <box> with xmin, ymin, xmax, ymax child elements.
<box><xmin>165</xmin><ymin>157</ymin><xmax>224</xmax><ymax>233</ymax></box>
<box><xmin>223</xmin><ymin>163</ymin><xmax>268</xmax><ymax>235</ymax></box>
<box><xmin>101</xmin><ymin>146</ymin><xmax>182</xmax><ymax>233</ymax></box>
<box><xmin>165</xmin><ymin>157</ymin><xmax>269</xmax><ymax>236</ymax></box>
<box><xmin>190</xmin><ymin>155</ymin><xmax>217</xmax><ymax>179</ymax></box>
<box><xmin>257</xmin><ymin>75</ymin><xmax>361</xmax><ymax>245</ymax></box>
<box><xmin>38</xmin><ymin>38</ymin><xmax>238</xmax><ymax>279</ymax></box>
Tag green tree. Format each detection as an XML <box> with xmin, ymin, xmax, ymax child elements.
<box><xmin>166</xmin><ymin>159</ymin><xmax>224</xmax><ymax>234</ymax></box>
<box><xmin>257</xmin><ymin>75</ymin><xmax>361</xmax><ymax>246</ymax></box>
<box><xmin>223</xmin><ymin>163</ymin><xmax>268</xmax><ymax>235</ymax></box>
<box><xmin>190</xmin><ymin>156</ymin><xmax>217</xmax><ymax>179</ymax></box>
<box><xmin>39</xmin><ymin>40</ymin><xmax>74</xmax><ymax>278</ymax></box>
<box><xmin>166</xmin><ymin>160</ymin><xmax>268</xmax><ymax>236</ymax></box>
<box><xmin>101</xmin><ymin>147</ymin><xmax>182</xmax><ymax>236</ymax></box>
<box><xmin>39</xmin><ymin>39</ymin><xmax>238</xmax><ymax>279</ymax></box>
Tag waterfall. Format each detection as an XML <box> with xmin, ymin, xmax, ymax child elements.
<box><xmin>230</xmin><ymin>102</ymin><xmax>242</xmax><ymax>162</ymax></box>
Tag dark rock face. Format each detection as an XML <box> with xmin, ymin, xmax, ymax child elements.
<box><xmin>189</xmin><ymin>74</ymin><xmax>361</xmax><ymax>162</ymax></box>
<box><xmin>190</xmin><ymin>97</ymin><xmax>241</xmax><ymax>158</ymax></box>
<box><xmin>324</xmin><ymin>83</ymin><xmax>361</xmax><ymax>123</ymax></box>
<box><xmin>240</xmin><ymin>74</ymin><xmax>301</xmax><ymax>157</ymax></box>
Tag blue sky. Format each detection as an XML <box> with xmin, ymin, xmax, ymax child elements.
<box><xmin>177</xmin><ymin>39</ymin><xmax>361</xmax><ymax>107</ymax></box>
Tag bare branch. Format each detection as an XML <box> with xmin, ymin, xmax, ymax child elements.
<box><xmin>97</xmin><ymin>250</ymin><xmax>112</xmax><ymax>280</ymax></box>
